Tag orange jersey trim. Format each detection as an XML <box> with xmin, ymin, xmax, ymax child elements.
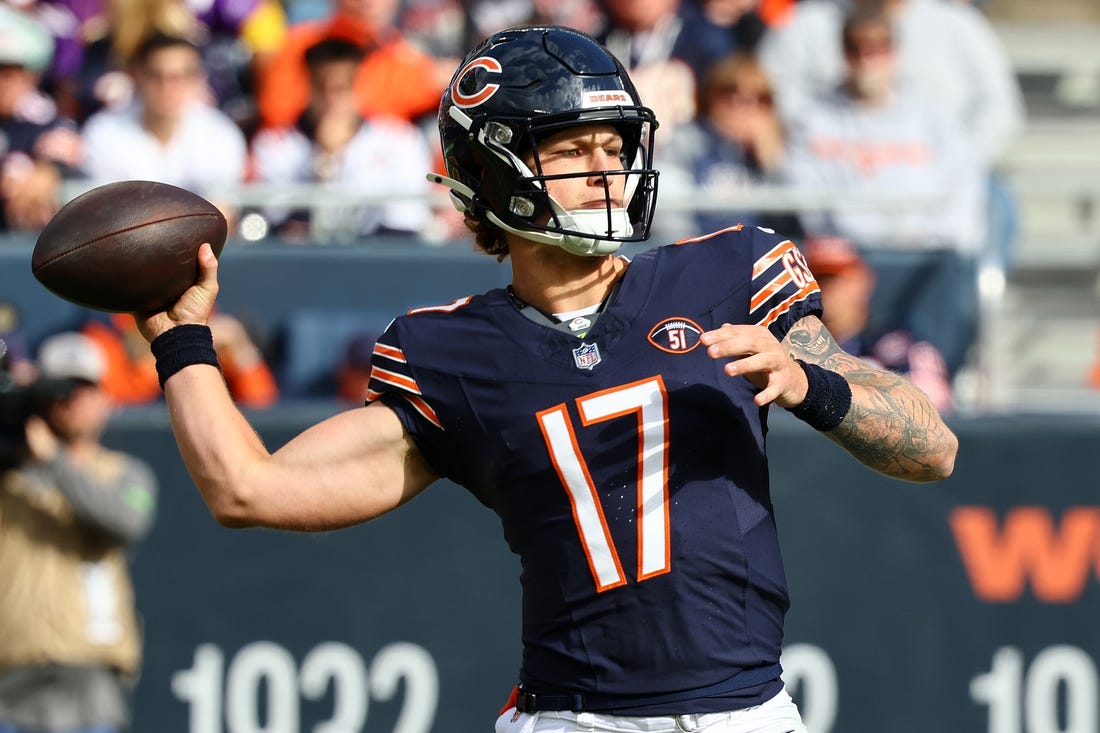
<box><xmin>406</xmin><ymin>296</ymin><xmax>473</xmax><ymax>316</ymax></box>
<box><xmin>752</xmin><ymin>239</ymin><xmax>796</xmax><ymax>279</ymax></box>
<box><xmin>674</xmin><ymin>223</ymin><xmax>743</xmax><ymax>245</ymax></box>
<box><xmin>372</xmin><ymin>342</ymin><xmax>406</xmax><ymax>363</ymax></box>
<box><xmin>755</xmin><ymin>282</ymin><xmax>819</xmax><ymax>328</ymax></box>
<box><xmin>404</xmin><ymin>393</ymin><xmax>442</xmax><ymax>429</ymax></box>
<box><xmin>750</xmin><ymin>269</ymin><xmax>796</xmax><ymax>313</ymax></box>
<box><xmin>369</xmin><ymin>365</ymin><xmax>421</xmax><ymax>394</ymax></box>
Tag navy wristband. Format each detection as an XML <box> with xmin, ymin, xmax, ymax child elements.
<box><xmin>788</xmin><ymin>359</ymin><xmax>852</xmax><ymax>432</ymax></box>
<box><xmin>150</xmin><ymin>324</ymin><xmax>221</xmax><ymax>389</ymax></box>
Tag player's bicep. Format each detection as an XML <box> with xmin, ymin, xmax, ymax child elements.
<box><xmin>257</xmin><ymin>402</ymin><xmax>438</xmax><ymax>531</ymax></box>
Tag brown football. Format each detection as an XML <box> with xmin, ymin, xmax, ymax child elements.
<box><xmin>32</xmin><ymin>180</ymin><xmax>228</xmax><ymax>313</ymax></box>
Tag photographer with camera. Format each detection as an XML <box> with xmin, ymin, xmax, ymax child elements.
<box><xmin>0</xmin><ymin>333</ymin><xmax>157</xmax><ymax>733</ymax></box>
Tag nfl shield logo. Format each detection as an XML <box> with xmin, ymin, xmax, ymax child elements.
<box><xmin>572</xmin><ymin>342</ymin><xmax>601</xmax><ymax>370</ymax></box>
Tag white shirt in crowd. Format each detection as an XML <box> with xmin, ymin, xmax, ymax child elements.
<box><xmin>80</xmin><ymin>100</ymin><xmax>247</xmax><ymax>192</ymax></box>
<box><xmin>249</xmin><ymin>117</ymin><xmax>433</xmax><ymax>240</ymax></box>
<box><xmin>758</xmin><ymin>0</ymin><xmax>1025</xmax><ymax>166</ymax></box>
<box><xmin>782</xmin><ymin>88</ymin><xmax>988</xmax><ymax>255</ymax></box>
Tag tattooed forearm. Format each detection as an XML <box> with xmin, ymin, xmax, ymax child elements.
<box><xmin>783</xmin><ymin>316</ymin><xmax>958</xmax><ymax>482</ymax></box>
<box><xmin>783</xmin><ymin>316</ymin><xmax>841</xmax><ymax>360</ymax></box>
<box><xmin>827</xmin><ymin>368</ymin><xmax>956</xmax><ymax>480</ymax></box>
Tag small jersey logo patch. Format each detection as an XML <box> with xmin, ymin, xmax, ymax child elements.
<box><xmin>566</xmin><ymin>316</ymin><xmax>592</xmax><ymax>333</ymax></box>
<box><xmin>573</xmin><ymin>342</ymin><xmax>602</xmax><ymax>370</ymax></box>
<box><xmin>647</xmin><ymin>318</ymin><xmax>703</xmax><ymax>354</ymax></box>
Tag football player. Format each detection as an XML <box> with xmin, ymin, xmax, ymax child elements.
<box><xmin>136</xmin><ymin>25</ymin><xmax>958</xmax><ymax>732</ymax></box>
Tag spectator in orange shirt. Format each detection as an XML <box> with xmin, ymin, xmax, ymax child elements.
<box><xmin>209</xmin><ymin>313</ymin><xmax>280</xmax><ymax>407</ymax></box>
<box><xmin>81</xmin><ymin>312</ymin><xmax>279</xmax><ymax>408</ymax></box>
<box><xmin>255</xmin><ymin>0</ymin><xmax>442</xmax><ymax>129</ymax></box>
<box><xmin>81</xmin><ymin>314</ymin><xmax>161</xmax><ymax>405</ymax></box>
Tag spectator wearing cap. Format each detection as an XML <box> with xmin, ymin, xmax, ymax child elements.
<box><xmin>0</xmin><ymin>331</ymin><xmax>157</xmax><ymax>733</ymax></box>
<box><xmin>804</xmin><ymin>235</ymin><xmax>953</xmax><ymax>414</ymax></box>
<box><xmin>0</xmin><ymin>3</ymin><xmax>84</xmax><ymax>232</ymax></box>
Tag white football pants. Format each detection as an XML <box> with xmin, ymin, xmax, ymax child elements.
<box><xmin>495</xmin><ymin>686</ymin><xmax>808</xmax><ymax>733</ymax></box>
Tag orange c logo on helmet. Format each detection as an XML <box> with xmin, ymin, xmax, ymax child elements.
<box><xmin>451</xmin><ymin>56</ymin><xmax>503</xmax><ymax>109</ymax></box>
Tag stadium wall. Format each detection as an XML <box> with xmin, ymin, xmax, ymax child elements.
<box><xmin>104</xmin><ymin>408</ymin><xmax>1100</xmax><ymax>733</ymax></box>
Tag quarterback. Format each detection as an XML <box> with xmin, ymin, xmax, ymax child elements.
<box><xmin>136</xmin><ymin>25</ymin><xmax>957</xmax><ymax>733</ymax></box>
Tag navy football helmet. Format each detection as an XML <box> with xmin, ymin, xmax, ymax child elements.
<box><xmin>430</xmin><ymin>25</ymin><xmax>659</xmax><ymax>256</ymax></box>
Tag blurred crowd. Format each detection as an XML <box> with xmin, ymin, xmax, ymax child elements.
<box><xmin>0</xmin><ymin>0</ymin><xmax>1034</xmax><ymax>412</ymax></box>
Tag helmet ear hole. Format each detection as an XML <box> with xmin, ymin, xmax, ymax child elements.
<box><xmin>486</xmin><ymin>122</ymin><xmax>515</xmax><ymax>146</ymax></box>
<box><xmin>510</xmin><ymin>197</ymin><xmax>536</xmax><ymax>218</ymax></box>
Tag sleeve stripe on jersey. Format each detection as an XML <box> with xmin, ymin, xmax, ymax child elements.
<box><xmin>749</xmin><ymin>270</ymin><xmax>795</xmax><ymax>313</ymax></box>
<box><xmin>365</xmin><ymin>389</ymin><xmax>443</xmax><ymax>430</ymax></box>
<box><xmin>403</xmin><ymin>394</ymin><xmax>443</xmax><ymax>429</ymax></box>
<box><xmin>751</xmin><ymin>239</ymin><xmax>796</xmax><ymax>278</ymax></box>
<box><xmin>756</xmin><ymin>283</ymin><xmax>819</xmax><ymax>328</ymax></box>
<box><xmin>367</xmin><ymin>328</ymin><xmax>444</xmax><ymax>431</ymax></box>
<box><xmin>369</xmin><ymin>365</ymin><xmax>422</xmax><ymax>394</ymax></box>
<box><xmin>372</xmin><ymin>343</ymin><xmax>406</xmax><ymax>363</ymax></box>
<box><xmin>406</xmin><ymin>296</ymin><xmax>473</xmax><ymax>315</ymax></box>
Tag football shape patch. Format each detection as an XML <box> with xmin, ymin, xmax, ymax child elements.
<box><xmin>647</xmin><ymin>318</ymin><xmax>703</xmax><ymax>354</ymax></box>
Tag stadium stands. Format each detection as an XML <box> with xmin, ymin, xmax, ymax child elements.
<box><xmin>974</xmin><ymin>1</ymin><xmax>1100</xmax><ymax>412</ymax></box>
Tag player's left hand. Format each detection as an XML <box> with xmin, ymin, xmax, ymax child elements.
<box><xmin>700</xmin><ymin>323</ymin><xmax>809</xmax><ymax>408</ymax></box>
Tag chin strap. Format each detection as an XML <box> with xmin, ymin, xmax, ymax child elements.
<box><xmin>426</xmin><ymin>172</ymin><xmax>629</xmax><ymax>256</ymax></box>
<box><xmin>484</xmin><ymin>208</ymin><xmax>628</xmax><ymax>256</ymax></box>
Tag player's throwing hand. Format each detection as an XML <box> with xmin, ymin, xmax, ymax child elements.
<box><xmin>136</xmin><ymin>242</ymin><xmax>221</xmax><ymax>344</ymax></box>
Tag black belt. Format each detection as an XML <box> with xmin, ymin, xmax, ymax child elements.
<box><xmin>515</xmin><ymin>662</ymin><xmax>782</xmax><ymax>714</ymax></box>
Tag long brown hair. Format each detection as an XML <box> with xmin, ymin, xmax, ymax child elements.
<box><xmin>464</xmin><ymin>213</ymin><xmax>510</xmax><ymax>261</ymax></box>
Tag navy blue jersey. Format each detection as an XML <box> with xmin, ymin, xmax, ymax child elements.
<box><xmin>367</xmin><ymin>226</ymin><xmax>822</xmax><ymax>713</ymax></box>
